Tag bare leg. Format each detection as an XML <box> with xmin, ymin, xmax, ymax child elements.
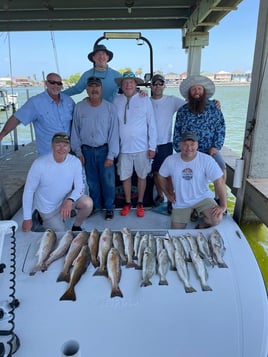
<box><xmin>74</xmin><ymin>196</ymin><xmax>93</xmax><ymax>226</ymax></box>
<box><xmin>122</xmin><ymin>177</ymin><xmax>132</xmax><ymax>203</ymax></box>
<box><xmin>137</xmin><ymin>177</ymin><xmax>146</xmax><ymax>203</ymax></box>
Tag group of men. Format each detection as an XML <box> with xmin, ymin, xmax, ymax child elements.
<box><xmin>0</xmin><ymin>43</ymin><xmax>227</xmax><ymax>232</ymax></box>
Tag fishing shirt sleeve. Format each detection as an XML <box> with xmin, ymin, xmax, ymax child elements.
<box><xmin>62</xmin><ymin>69</ymin><xmax>93</xmax><ymax>96</ymax></box>
<box><xmin>106</xmin><ymin>102</ymin><xmax>120</xmax><ymax>160</ymax></box>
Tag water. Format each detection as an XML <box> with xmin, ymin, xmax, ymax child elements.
<box><xmin>1</xmin><ymin>84</ymin><xmax>268</xmax><ymax>289</ymax></box>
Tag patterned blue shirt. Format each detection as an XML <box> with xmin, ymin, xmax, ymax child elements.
<box><xmin>173</xmin><ymin>100</ymin><xmax>225</xmax><ymax>153</ymax></box>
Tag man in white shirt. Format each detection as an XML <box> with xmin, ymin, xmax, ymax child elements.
<box><xmin>22</xmin><ymin>132</ymin><xmax>93</xmax><ymax>232</ymax></box>
<box><xmin>159</xmin><ymin>131</ymin><xmax>226</xmax><ymax>229</ymax></box>
<box><xmin>113</xmin><ymin>72</ymin><xmax>157</xmax><ymax>217</ymax></box>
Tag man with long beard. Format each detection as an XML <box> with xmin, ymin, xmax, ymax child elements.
<box><xmin>173</xmin><ymin>75</ymin><xmax>226</xmax><ymax>208</ymax></box>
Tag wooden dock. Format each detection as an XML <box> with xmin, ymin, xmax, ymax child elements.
<box><xmin>0</xmin><ymin>143</ymin><xmax>267</xmax><ymax>227</ymax></box>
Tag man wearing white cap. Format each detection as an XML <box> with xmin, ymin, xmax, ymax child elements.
<box><xmin>173</xmin><ymin>75</ymin><xmax>226</xmax><ymax>204</ymax></box>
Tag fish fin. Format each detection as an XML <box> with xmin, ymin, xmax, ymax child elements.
<box><xmin>56</xmin><ymin>271</ymin><xmax>70</xmax><ymax>283</ymax></box>
<box><xmin>111</xmin><ymin>287</ymin><xmax>123</xmax><ymax>298</ymax></box>
<box><xmin>185</xmin><ymin>286</ymin><xmax>196</xmax><ymax>293</ymax></box>
<box><xmin>158</xmin><ymin>279</ymin><xmax>168</xmax><ymax>286</ymax></box>
<box><xmin>59</xmin><ymin>287</ymin><xmax>76</xmax><ymax>301</ymax></box>
<box><xmin>29</xmin><ymin>263</ymin><xmax>43</xmax><ymax>276</ymax></box>
<box><xmin>140</xmin><ymin>280</ymin><xmax>152</xmax><ymax>287</ymax></box>
<box><xmin>93</xmin><ymin>268</ymin><xmax>108</xmax><ymax>277</ymax></box>
<box><xmin>218</xmin><ymin>261</ymin><xmax>228</xmax><ymax>268</ymax></box>
<box><xmin>201</xmin><ymin>284</ymin><xmax>213</xmax><ymax>292</ymax></box>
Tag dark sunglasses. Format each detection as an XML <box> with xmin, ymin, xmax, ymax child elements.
<box><xmin>123</xmin><ymin>72</ymin><xmax>135</xmax><ymax>79</ymax></box>
<box><xmin>47</xmin><ymin>79</ymin><xmax>63</xmax><ymax>86</ymax></box>
<box><xmin>152</xmin><ymin>82</ymin><xmax>164</xmax><ymax>86</ymax></box>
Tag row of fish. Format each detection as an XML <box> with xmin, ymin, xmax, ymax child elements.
<box><xmin>29</xmin><ymin>227</ymin><xmax>228</xmax><ymax>301</ymax></box>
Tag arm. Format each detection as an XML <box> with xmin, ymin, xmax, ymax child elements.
<box><xmin>173</xmin><ymin>111</ymin><xmax>182</xmax><ymax>153</ymax></box>
<box><xmin>0</xmin><ymin>115</ymin><xmax>20</xmax><ymax>141</ymax></box>
<box><xmin>158</xmin><ymin>174</ymin><xmax>176</xmax><ymax>204</ymax></box>
<box><xmin>210</xmin><ymin>176</ymin><xmax>227</xmax><ymax>218</ymax></box>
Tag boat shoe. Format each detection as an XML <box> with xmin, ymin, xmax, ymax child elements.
<box><xmin>120</xmin><ymin>203</ymin><xmax>132</xmax><ymax>216</ymax></box>
<box><xmin>136</xmin><ymin>203</ymin><xmax>145</xmax><ymax>217</ymax></box>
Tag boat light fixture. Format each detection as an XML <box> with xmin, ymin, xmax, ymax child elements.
<box><xmin>104</xmin><ymin>32</ymin><xmax>141</xmax><ymax>40</ymax></box>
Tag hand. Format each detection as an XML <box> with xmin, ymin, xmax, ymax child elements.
<box><xmin>79</xmin><ymin>155</ymin><xmax>85</xmax><ymax>166</ymax></box>
<box><xmin>214</xmin><ymin>99</ymin><xmax>221</xmax><ymax>110</ymax></box>
<box><xmin>208</xmin><ymin>147</ymin><xmax>218</xmax><ymax>156</ymax></box>
<box><xmin>104</xmin><ymin>158</ymin><xmax>114</xmax><ymax>167</ymax></box>
<box><xmin>22</xmin><ymin>219</ymin><xmax>33</xmax><ymax>232</ymax></box>
<box><xmin>60</xmin><ymin>199</ymin><xmax>73</xmax><ymax>220</ymax></box>
<box><xmin>139</xmin><ymin>90</ymin><xmax>148</xmax><ymax>97</ymax></box>
<box><xmin>148</xmin><ymin>150</ymin><xmax>156</xmax><ymax>159</ymax></box>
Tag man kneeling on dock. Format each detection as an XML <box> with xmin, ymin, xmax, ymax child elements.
<box><xmin>158</xmin><ymin>131</ymin><xmax>227</xmax><ymax>229</ymax></box>
<box><xmin>22</xmin><ymin>132</ymin><xmax>93</xmax><ymax>232</ymax></box>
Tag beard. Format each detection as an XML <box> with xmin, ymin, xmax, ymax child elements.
<box><xmin>188</xmin><ymin>91</ymin><xmax>206</xmax><ymax>114</ymax></box>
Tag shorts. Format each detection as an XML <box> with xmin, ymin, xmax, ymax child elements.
<box><xmin>152</xmin><ymin>142</ymin><xmax>173</xmax><ymax>172</ymax></box>
<box><xmin>117</xmin><ymin>152</ymin><xmax>151</xmax><ymax>180</ymax></box>
<box><xmin>39</xmin><ymin>206</ymin><xmax>66</xmax><ymax>232</ymax></box>
<box><xmin>212</xmin><ymin>152</ymin><xmax>226</xmax><ymax>170</ymax></box>
<box><xmin>171</xmin><ymin>198</ymin><xmax>217</xmax><ymax>225</ymax></box>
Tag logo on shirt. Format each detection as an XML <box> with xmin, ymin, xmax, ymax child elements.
<box><xmin>182</xmin><ymin>167</ymin><xmax>193</xmax><ymax>180</ymax></box>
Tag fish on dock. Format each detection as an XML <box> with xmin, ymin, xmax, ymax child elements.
<box><xmin>196</xmin><ymin>232</ymin><xmax>214</xmax><ymax>266</ymax></box>
<box><xmin>208</xmin><ymin>229</ymin><xmax>228</xmax><ymax>268</ymax></box>
<box><xmin>190</xmin><ymin>249</ymin><xmax>212</xmax><ymax>292</ymax></box>
<box><xmin>133</xmin><ymin>231</ymin><xmax>141</xmax><ymax>260</ymax></box>
<box><xmin>57</xmin><ymin>230</ymin><xmax>89</xmax><ymax>282</ymax></box>
<box><xmin>30</xmin><ymin>229</ymin><xmax>57</xmax><ymax>275</ymax></box>
<box><xmin>112</xmin><ymin>231</ymin><xmax>127</xmax><ymax>265</ymax></box>
<box><xmin>163</xmin><ymin>233</ymin><xmax>176</xmax><ymax>270</ymax></box>
<box><xmin>157</xmin><ymin>248</ymin><xmax>170</xmax><ymax>285</ymax></box>
<box><xmin>107</xmin><ymin>247</ymin><xmax>123</xmax><ymax>298</ymax></box>
<box><xmin>141</xmin><ymin>247</ymin><xmax>156</xmax><ymax>287</ymax></box>
<box><xmin>93</xmin><ymin>228</ymin><xmax>112</xmax><ymax>276</ymax></box>
<box><xmin>174</xmin><ymin>250</ymin><xmax>196</xmax><ymax>293</ymax></box>
<box><xmin>136</xmin><ymin>233</ymin><xmax>149</xmax><ymax>269</ymax></box>
<box><xmin>59</xmin><ymin>245</ymin><xmax>90</xmax><ymax>301</ymax></box>
<box><xmin>121</xmin><ymin>227</ymin><xmax>137</xmax><ymax>268</ymax></box>
<box><xmin>88</xmin><ymin>228</ymin><xmax>100</xmax><ymax>268</ymax></box>
<box><xmin>44</xmin><ymin>230</ymin><xmax>73</xmax><ymax>269</ymax></box>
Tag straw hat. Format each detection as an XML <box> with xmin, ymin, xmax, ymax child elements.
<box><xmin>180</xmin><ymin>75</ymin><xmax>215</xmax><ymax>99</ymax></box>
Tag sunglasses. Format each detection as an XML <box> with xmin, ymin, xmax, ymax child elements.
<box><xmin>47</xmin><ymin>79</ymin><xmax>63</xmax><ymax>86</ymax></box>
<box><xmin>122</xmin><ymin>72</ymin><xmax>135</xmax><ymax>79</ymax></box>
<box><xmin>152</xmin><ymin>82</ymin><xmax>164</xmax><ymax>86</ymax></box>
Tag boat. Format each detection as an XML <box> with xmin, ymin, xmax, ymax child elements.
<box><xmin>0</xmin><ymin>206</ymin><xmax>267</xmax><ymax>356</ymax></box>
<box><xmin>0</xmin><ymin>89</ymin><xmax>18</xmax><ymax>111</ymax></box>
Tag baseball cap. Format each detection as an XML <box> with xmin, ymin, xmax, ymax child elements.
<box><xmin>181</xmin><ymin>131</ymin><xmax>198</xmax><ymax>142</ymax></box>
<box><xmin>151</xmin><ymin>74</ymin><xmax>165</xmax><ymax>84</ymax></box>
<box><xmin>87</xmin><ymin>76</ymin><xmax>102</xmax><ymax>86</ymax></box>
<box><xmin>52</xmin><ymin>132</ymin><xmax>70</xmax><ymax>144</ymax></box>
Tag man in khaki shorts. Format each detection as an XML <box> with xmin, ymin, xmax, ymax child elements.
<box><xmin>158</xmin><ymin>131</ymin><xmax>226</xmax><ymax>229</ymax></box>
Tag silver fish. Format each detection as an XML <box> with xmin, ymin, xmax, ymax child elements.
<box><xmin>30</xmin><ymin>229</ymin><xmax>57</xmax><ymax>275</ymax></box>
<box><xmin>59</xmin><ymin>245</ymin><xmax>90</xmax><ymax>301</ymax></box>
<box><xmin>133</xmin><ymin>231</ymin><xmax>141</xmax><ymax>259</ymax></box>
<box><xmin>163</xmin><ymin>233</ymin><xmax>176</xmax><ymax>270</ymax></box>
<box><xmin>57</xmin><ymin>230</ymin><xmax>89</xmax><ymax>282</ymax></box>
<box><xmin>175</xmin><ymin>249</ymin><xmax>196</xmax><ymax>293</ymax></box>
<box><xmin>141</xmin><ymin>247</ymin><xmax>156</xmax><ymax>287</ymax></box>
<box><xmin>88</xmin><ymin>228</ymin><xmax>100</xmax><ymax>268</ymax></box>
<box><xmin>156</xmin><ymin>237</ymin><xmax>164</xmax><ymax>261</ymax></box>
<box><xmin>196</xmin><ymin>231</ymin><xmax>214</xmax><ymax>266</ymax></box>
<box><xmin>121</xmin><ymin>227</ymin><xmax>136</xmax><ymax>268</ymax></box>
<box><xmin>190</xmin><ymin>249</ymin><xmax>212</xmax><ymax>291</ymax></box>
<box><xmin>112</xmin><ymin>231</ymin><xmax>127</xmax><ymax>265</ymax></box>
<box><xmin>136</xmin><ymin>233</ymin><xmax>149</xmax><ymax>269</ymax></box>
<box><xmin>208</xmin><ymin>229</ymin><xmax>228</xmax><ymax>268</ymax></box>
<box><xmin>185</xmin><ymin>233</ymin><xmax>198</xmax><ymax>253</ymax></box>
<box><xmin>44</xmin><ymin>230</ymin><xmax>73</xmax><ymax>269</ymax></box>
<box><xmin>93</xmin><ymin>228</ymin><xmax>112</xmax><ymax>276</ymax></box>
<box><xmin>178</xmin><ymin>234</ymin><xmax>191</xmax><ymax>261</ymax></box>
<box><xmin>148</xmin><ymin>233</ymin><xmax>157</xmax><ymax>257</ymax></box>
<box><xmin>157</xmin><ymin>248</ymin><xmax>170</xmax><ymax>285</ymax></box>
<box><xmin>107</xmin><ymin>247</ymin><xmax>123</xmax><ymax>298</ymax></box>
<box><xmin>172</xmin><ymin>236</ymin><xmax>185</xmax><ymax>258</ymax></box>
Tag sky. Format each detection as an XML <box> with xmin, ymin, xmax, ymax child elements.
<box><xmin>0</xmin><ymin>0</ymin><xmax>259</xmax><ymax>80</ymax></box>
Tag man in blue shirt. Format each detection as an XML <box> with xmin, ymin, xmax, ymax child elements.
<box><xmin>0</xmin><ymin>72</ymin><xmax>75</xmax><ymax>156</ymax></box>
<box><xmin>63</xmin><ymin>44</ymin><xmax>122</xmax><ymax>103</ymax></box>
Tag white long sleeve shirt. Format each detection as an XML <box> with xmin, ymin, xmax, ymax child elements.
<box><xmin>23</xmin><ymin>153</ymin><xmax>85</xmax><ymax>219</ymax></box>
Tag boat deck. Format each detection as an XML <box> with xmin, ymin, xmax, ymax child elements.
<box><xmin>0</xmin><ymin>211</ymin><xmax>267</xmax><ymax>357</ymax></box>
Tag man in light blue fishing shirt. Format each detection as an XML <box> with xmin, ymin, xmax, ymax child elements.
<box><xmin>0</xmin><ymin>72</ymin><xmax>75</xmax><ymax>156</ymax></box>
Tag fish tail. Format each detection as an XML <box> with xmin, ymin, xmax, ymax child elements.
<box><xmin>218</xmin><ymin>261</ymin><xmax>228</xmax><ymax>268</ymax></box>
<box><xmin>56</xmin><ymin>271</ymin><xmax>70</xmax><ymax>282</ymax></box>
<box><xmin>111</xmin><ymin>286</ymin><xmax>123</xmax><ymax>298</ymax></box>
<box><xmin>185</xmin><ymin>286</ymin><xmax>197</xmax><ymax>293</ymax></box>
<box><xmin>140</xmin><ymin>280</ymin><xmax>152</xmax><ymax>287</ymax></box>
<box><xmin>59</xmin><ymin>287</ymin><xmax>76</xmax><ymax>301</ymax></box>
<box><xmin>158</xmin><ymin>279</ymin><xmax>168</xmax><ymax>286</ymax></box>
<box><xmin>93</xmin><ymin>268</ymin><xmax>108</xmax><ymax>277</ymax></box>
<box><xmin>201</xmin><ymin>284</ymin><xmax>213</xmax><ymax>292</ymax></box>
<box><xmin>92</xmin><ymin>259</ymin><xmax>100</xmax><ymax>268</ymax></box>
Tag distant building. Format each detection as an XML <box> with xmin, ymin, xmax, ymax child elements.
<box><xmin>12</xmin><ymin>76</ymin><xmax>33</xmax><ymax>86</ymax></box>
<box><xmin>214</xmin><ymin>71</ymin><xmax>232</xmax><ymax>81</ymax></box>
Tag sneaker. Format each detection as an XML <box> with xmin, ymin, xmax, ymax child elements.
<box><xmin>105</xmin><ymin>210</ymin><xmax>114</xmax><ymax>221</ymax></box>
<box><xmin>167</xmin><ymin>201</ymin><xmax>172</xmax><ymax>215</ymax></box>
<box><xmin>136</xmin><ymin>203</ymin><xmax>144</xmax><ymax>217</ymax></box>
<box><xmin>120</xmin><ymin>203</ymin><xmax>131</xmax><ymax>216</ymax></box>
<box><xmin>153</xmin><ymin>195</ymin><xmax>164</xmax><ymax>207</ymax></box>
<box><xmin>72</xmin><ymin>225</ymin><xmax>82</xmax><ymax>232</ymax></box>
